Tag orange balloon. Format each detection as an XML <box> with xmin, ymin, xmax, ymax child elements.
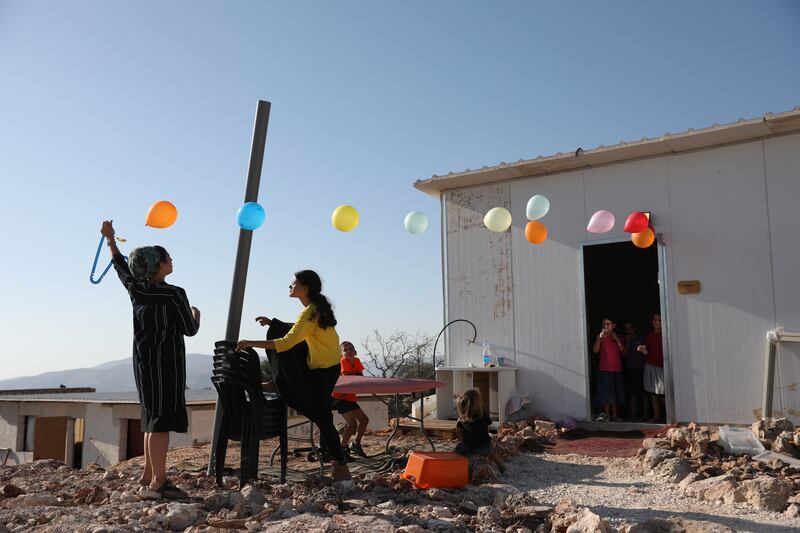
<box><xmin>525</xmin><ymin>220</ymin><xmax>548</xmax><ymax>244</ymax></box>
<box><xmin>145</xmin><ymin>201</ymin><xmax>178</xmax><ymax>228</ymax></box>
<box><xmin>632</xmin><ymin>227</ymin><xmax>655</xmax><ymax>248</ymax></box>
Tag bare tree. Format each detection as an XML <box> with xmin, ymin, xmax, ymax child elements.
<box><xmin>360</xmin><ymin>330</ymin><xmax>442</xmax><ymax>379</ymax></box>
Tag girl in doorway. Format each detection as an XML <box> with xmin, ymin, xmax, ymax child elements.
<box><xmin>638</xmin><ymin>313</ymin><xmax>665</xmax><ymax>423</ymax></box>
<box><xmin>592</xmin><ymin>318</ymin><xmax>625</xmax><ymax>422</ymax></box>
<box><xmin>454</xmin><ymin>389</ymin><xmax>505</xmax><ymax>472</ymax></box>
<box><xmin>237</xmin><ymin>270</ymin><xmax>351</xmax><ymax>481</ymax></box>
<box><xmin>332</xmin><ymin>341</ymin><xmax>370</xmax><ymax>458</ymax></box>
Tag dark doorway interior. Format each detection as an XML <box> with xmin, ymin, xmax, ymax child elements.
<box><xmin>126</xmin><ymin>419</ymin><xmax>145</xmax><ymax>459</ymax></box>
<box><xmin>583</xmin><ymin>241</ymin><xmax>660</xmax><ymax>420</ymax></box>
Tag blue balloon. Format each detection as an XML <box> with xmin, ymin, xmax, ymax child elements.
<box><xmin>237</xmin><ymin>202</ymin><xmax>265</xmax><ymax>230</ymax></box>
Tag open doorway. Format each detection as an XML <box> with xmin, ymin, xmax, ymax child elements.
<box><xmin>582</xmin><ymin>240</ymin><xmax>666</xmax><ymax>423</ymax></box>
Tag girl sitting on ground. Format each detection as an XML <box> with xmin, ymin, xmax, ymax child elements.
<box><xmin>454</xmin><ymin>389</ymin><xmax>505</xmax><ymax>472</ymax></box>
<box><xmin>331</xmin><ymin>341</ymin><xmax>370</xmax><ymax>458</ymax></box>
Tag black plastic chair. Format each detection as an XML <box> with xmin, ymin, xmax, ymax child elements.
<box><xmin>211</xmin><ymin>342</ymin><xmax>287</xmax><ymax>486</ymax></box>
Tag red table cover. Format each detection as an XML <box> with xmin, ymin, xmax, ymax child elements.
<box><xmin>333</xmin><ymin>375</ymin><xmax>445</xmax><ymax>394</ymax></box>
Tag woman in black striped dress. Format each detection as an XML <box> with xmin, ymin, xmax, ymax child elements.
<box><xmin>101</xmin><ymin>220</ymin><xmax>200</xmax><ymax>498</ymax></box>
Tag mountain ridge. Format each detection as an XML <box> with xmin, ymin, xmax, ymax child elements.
<box><xmin>0</xmin><ymin>354</ymin><xmax>215</xmax><ymax>392</ymax></box>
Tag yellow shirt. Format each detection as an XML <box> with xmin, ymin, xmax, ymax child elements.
<box><xmin>272</xmin><ymin>304</ymin><xmax>340</xmax><ymax>369</ymax></box>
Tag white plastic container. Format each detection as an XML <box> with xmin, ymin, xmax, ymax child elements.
<box><xmin>717</xmin><ymin>426</ymin><xmax>765</xmax><ymax>456</ymax></box>
<box><xmin>411</xmin><ymin>394</ymin><xmax>437</xmax><ymax>420</ymax></box>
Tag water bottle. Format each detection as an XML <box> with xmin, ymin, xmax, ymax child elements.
<box><xmin>482</xmin><ymin>341</ymin><xmax>492</xmax><ymax>367</ymax></box>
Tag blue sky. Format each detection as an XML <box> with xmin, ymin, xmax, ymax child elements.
<box><xmin>0</xmin><ymin>1</ymin><xmax>798</xmax><ymax>380</ymax></box>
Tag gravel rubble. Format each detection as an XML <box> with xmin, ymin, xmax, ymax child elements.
<box><xmin>504</xmin><ymin>452</ymin><xmax>800</xmax><ymax>533</ymax></box>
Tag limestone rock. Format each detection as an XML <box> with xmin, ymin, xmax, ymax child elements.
<box><xmin>1</xmin><ymin>493</ymin><xmax>59</xmax><ymax>508</ymax></box>
<box><xmin>432</xmin><ymin>505</ymin><xmax>453</xmax><ymax>518</ymax></box>
<box><xmin>550</xmin><ymin>499</ymin><xmax>581</xmax><ymax>532</ymax></box>
<box><xmin>629</xmin><ymin>517</ymin><xmax>735</xmax><ymax>532</ymax></box>
<box><xmin>739</xmin><ymin>475</ymin><xmax>792</xmax><ymax>511</ymax></box>
<box><xmin>203</xmin><ymin>492</ymin><xmax>228</xmax><ymax>512</ymax></box>
<box><xmin>752</xmin><ymin>417</ymin><xmax>794</xmax><ymax>441</ymax></box>
<box><xmin>649</xmin><ymin>457</ymin><xmax>693</xmax><ymax>483</ymax></box>
<box><xmin>506</xmin><ymin>489</ymin><xmax>541</xmax><ymax>511</ymax></box>
<box><xmin>264</xmin><ymin>513</ymin><xmax>396</xmax><ymax>532</ymax></box>
<box><xmin>166</xmin><ymin>502</ymin><xmax>202</xmax><ymax>531</ymax></box>
<box><xmin>241</xmin><ymin>484</ymin><xmax>268</xmax><ymax>515</ymax></box>
<box><xmin>683</xmin><ymin>474</ymin><xmax>735</xmax><ymax>499</ymax></box>
<box><xmin>476</xmin><ymin>505</ymin><xmax>503</xmax><ymax>529</ymax></box>
<box><xmin>306</xmin><ymin>485</ymin><xmax>341</xmax><ymax>511</ymax></box>
<box><xmin>642</xmin><ymin>448</ymin><xmax>676</xmax><ymax>471</ymax></box>
<box><xmin>566</xmin><ymin>507</ymin><xmax>615</xmax><ymax>533</ymax></box>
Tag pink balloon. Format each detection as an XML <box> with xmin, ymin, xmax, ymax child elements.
<box><xmin>587</xmin><ymin>210</ymin><xmax>615</xmax><ymax>233</ymax></box>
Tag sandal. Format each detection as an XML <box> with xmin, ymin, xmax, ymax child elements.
<box><xmin>153</xmin><ymin>480</ymin><xmax>188</xmax><ymax>500</ymax></box>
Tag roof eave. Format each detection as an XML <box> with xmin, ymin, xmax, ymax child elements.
<box><xmin>413</xmin><ymin>107</ymin><xmax>800</xmax><ymax>197</ymax></box>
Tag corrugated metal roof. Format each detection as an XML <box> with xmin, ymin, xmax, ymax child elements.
<box><xmin>414</xmin><ymin>107</ymin><xmax>800</xmax><ymax>197</ymax></box>
<box><xmin>0</xmin><ymin>390</ymin><xmax>217</xmax><ymax>405</ymax></box>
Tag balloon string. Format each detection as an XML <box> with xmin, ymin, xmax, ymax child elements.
<box><xmin>89</xmin><ymin>236</ymin><xmax>127</xmax><ymax>285</ymax></box>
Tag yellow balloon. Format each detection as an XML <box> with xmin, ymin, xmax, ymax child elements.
<box><xmin>332</xmin><ymin>205</ymin><xmax>360</xmax><ymax>232</ymax></box>
<box><xmin>483</xmin><ymin>207</ymin><xmax>512</xmax><ymax>233</ymax></box>
<box><xmin>632</xmin><ymin>227</ymin><xmax>655</xmax><ymax>248</ymax></box>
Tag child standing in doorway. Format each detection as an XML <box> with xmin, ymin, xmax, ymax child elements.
<box><xmin>592</xmin><ymin>318</ymin><xmax>625</xmax><ymax>422</ymax></box>
<box><xmin>331</xmin><ymin>341</ymin><xmax>370</xmax><ymax>458</ymax></box>
<box><xmin>638</xmin><ymin>314</ymin><xmax>666</xmax><ymax>423</ymax></box>
<box><xmin>454</xmin><ymin>389</ymin><xmax>505</xmax><ymax>472</ymax></box>
<box><xmin>622</xmin><ymin>321</ymin><xmax>647</xmax><ymax>421</ymax></box>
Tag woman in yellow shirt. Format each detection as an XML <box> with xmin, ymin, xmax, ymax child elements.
<box><xmin>237</xmin><ymin>270</ymin><xmax>350</xmax><ymax>480</ymax></box>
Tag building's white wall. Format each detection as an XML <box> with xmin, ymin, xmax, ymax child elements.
<box><xmin>764</xmin><ymin>134</ymin><xmax>800</xmax><ymax>422</ymax></box>
<box><xmin>0</xmin><ymin>403</ymin><xmax>25</xmax><ymax>465</ymax></box>
<box><xmin>83</xmin><ymin>403</ymin><xmax>123</xmax><ymax>467</ymax></box>
<box><xmin>0</xmin><ymin>403</ymin><xmax>20</xmax><ymax>450</ymax></box>
<box><xmin>666</xmin><ymin>141</ymin><xmax>776</xmax><ymax>423</ymax></box>
<box><xmin>187</xmin><ymin>407</ymin><xmax>215</xmax><ymax>446</ymax></box>
<box><xmin>444</xmin><ymin>184</ymin><xmax>515</xmax><ymax>366</ymax></box>
<box><xmin>509</xmin><ymin>171</ymin><xmax>588</xmax><ymax>421</ymax></box>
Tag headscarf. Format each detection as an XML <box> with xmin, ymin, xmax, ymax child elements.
<box><xmin>128</xmin><ymin>246</ymin><xmax>162</xmax><ymax>282</ymax></box>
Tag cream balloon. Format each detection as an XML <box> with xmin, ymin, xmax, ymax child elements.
<box><xmin>483</xmin><ymin>207</ymin><xmax>512</xmax><ymax>233</ymax></box>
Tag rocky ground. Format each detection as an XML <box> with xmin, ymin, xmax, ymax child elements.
<box><xmin>1</xmin><ymin>419</ymin><xmax>799</xmax><ymax>532</ymax></box>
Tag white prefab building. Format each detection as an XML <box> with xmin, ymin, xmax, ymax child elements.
<box><xmin>0</xmin><ymin>391</ymin><xmax>217</xmax><ymax>468</ymax></box>
<box><xmin>415</xmin><ymin>108</ymin><xmax>800</xmax><ymax>426</ymax></box>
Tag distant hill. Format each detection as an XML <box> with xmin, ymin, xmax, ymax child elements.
<box><xmin>0</xmin><ymin>354</ymin><xmax>215</xmax><ymax>392</ymax></box>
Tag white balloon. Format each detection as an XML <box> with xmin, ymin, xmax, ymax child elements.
<box><xmin>404</xmin><ymin>211</ymin><xmax>428</xmax><ymax>234</ymax></box>
<box><xmin>484</xmin><ymin>207</ymin><xmax>512</xmax><ymax>232</ymax></box>
<box><xmin>526</xmin><ymin>195</ymin><xmax>550</xmax><ymax>220</ymax></box>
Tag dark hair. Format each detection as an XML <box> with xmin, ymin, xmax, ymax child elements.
<box><xmin>153</xmin><ymin>245</ymin><xmax>169</xmax><ymax>264</ymax></box>
<box><xmin>295</xmin><ymin>270</ymin><xmax>337</xmax><ymax>329</ymax></box>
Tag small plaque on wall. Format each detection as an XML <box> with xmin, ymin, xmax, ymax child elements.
<box><xmin>677</xmin><ymin>280</ymin><xmax>701</xmax><ymax>294</ymax></box>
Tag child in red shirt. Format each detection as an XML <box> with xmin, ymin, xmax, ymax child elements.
<box><xmin>332</xmin><ymin>341</ymin><xmax>370</xmax><ymax>457</ymax></box>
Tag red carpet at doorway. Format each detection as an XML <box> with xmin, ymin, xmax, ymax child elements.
<box><xmin>542</xmin><ymin>425</ymin><xmax>673</xmax><ymax>458</ymax></box>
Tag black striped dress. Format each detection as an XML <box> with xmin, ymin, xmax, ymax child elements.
<box><xmin>112</xmin><ymin>253</ymin><xmax>199</xmax><ymax>432</ymax></box>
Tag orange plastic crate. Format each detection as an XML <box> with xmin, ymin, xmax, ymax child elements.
<box><xmin>401</xmin><ymin>451</ymin><xmax>469</xmax><ymax>489</ymax></box>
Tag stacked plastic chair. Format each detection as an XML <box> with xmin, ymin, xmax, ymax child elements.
<box><xmin>211</xmin><ymin>340</ymin><xmax>288</xmax><ymax>486</ymax></box>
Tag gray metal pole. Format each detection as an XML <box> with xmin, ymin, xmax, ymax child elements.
<box><xmin>207</xmin><ymin>100</ymin><xmax>271</xmax><ymax>476</ymax></box>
